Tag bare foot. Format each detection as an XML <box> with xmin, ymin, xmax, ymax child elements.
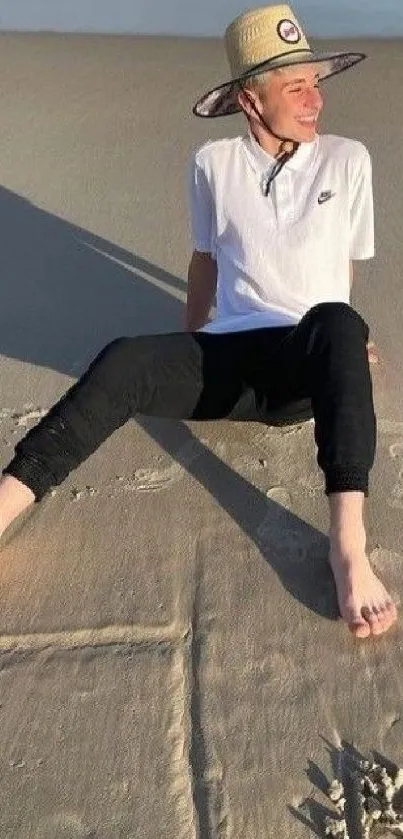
<box><xmin>329</xmin><ymin>546</ymin><xmax>397</xmax><ymax>638</ymax></box>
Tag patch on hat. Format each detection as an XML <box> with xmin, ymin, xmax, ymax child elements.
<box><xmin>277</xmin><ymin>19</ymin><xmax>301</xmax><ymax>44</ymax></box>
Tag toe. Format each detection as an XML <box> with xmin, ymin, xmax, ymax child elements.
<box><xmin>371</xmin><ymin>619</ymin><xmax>384</xmax><ymax>636</ymax></box>
<box><xmin>377</xmin><ymin>608</ymin><xmax>391</xmax><ymax>632</ymax></box>
<box><xmin>349</xmin><ymin>617</ymin><xmax>371</xmax><ymax>638</ymax></box>
<box><xmin>369</xmin><ymin>602</ymin><xmax>397</xmax><ymax>636</ymax></box>
<box><xmin>360</xmin><ymin>605</ymin><xmax>383</xmax><ymax>636</ymax></box>
<box><xmin>368</xmin><ymin>608</ymin><xmax>385</xmax><ymax>636</ymax></box>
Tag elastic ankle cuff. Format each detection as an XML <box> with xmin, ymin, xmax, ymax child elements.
<box><xmin>3</xmin><ymin>457</ymin><xmax>53</xmax><ymax>502</ymax></box>
<box><xmin>325</xmin><ymin>466</ymin><xmax>369</xmax><ymax>497</ymax></box>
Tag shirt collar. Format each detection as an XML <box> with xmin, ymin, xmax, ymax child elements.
<box><xmin>243</xmin><ymin>126</ymin><xmax>318</xmax><ymax>175</ymax></box>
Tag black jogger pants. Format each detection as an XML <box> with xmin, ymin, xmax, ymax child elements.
<box><xmin>4</xmin><ymin>302</ymin><xmax>376</xmax><ymax>499</ymax></box>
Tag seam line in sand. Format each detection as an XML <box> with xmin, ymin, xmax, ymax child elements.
<box><xmin>0</xmin><ymin>621</ymin><xmax>190</xmax><ymax>653</ymax></box>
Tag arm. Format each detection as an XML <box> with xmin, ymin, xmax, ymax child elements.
<box><xmin>348</xmin><ymin>149</ymin><xmax>378</xmax><ymax>363</ymax></box>
<box><xmin>185</xmin><ymin>250</ymin><xmax>217</xmax><ymax>331</ymax></box>
<box><xmin>350</xmin><ymin>259</ymin><xmax>379</xmax><ymax>363</ymax></box>
<box><xmin>186</xmin><ymin>149</ymin><xmax>218</xmax><ymax>331</ymax></box>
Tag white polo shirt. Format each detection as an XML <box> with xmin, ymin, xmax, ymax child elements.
<box><xmin>188</xmin><ymin>128</ymin><xmax>375</xmax><ymax>333</ymax></box>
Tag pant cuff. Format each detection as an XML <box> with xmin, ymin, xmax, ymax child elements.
<box><xmin>325</xmin><ymin>466</ymin><xmax>369</xmax><ymax>497</ymax></box>
<box><xmin>3</xmin><ymin>456</ymin><xmax>53</xmax><ymax>502</ymax></box>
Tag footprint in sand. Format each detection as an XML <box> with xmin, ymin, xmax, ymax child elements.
<box><xmin>265</xmin><ymin>486</ymin><xmax>293</xmax><ymax>506</ymax></box>
<box><xmin>0</xmin><ymin>406</ymin><xmax>48</xmax><ymax>429</ymax></box>
<box><xmin>112</xmin><ymin>438</ymin><xmax>204</xmax><ymax>494</ymax></box>
<box><xmin>0</xmin><ymin>407</ymin><xmax>203</xmax><ymax>498</ymax></box>
<box><xmin>12</xmin><ymin>408</ymin><xmax>48</xmax><ymax>428</ymax></box>
<box><xmin>252</xmin><ymin>419</ymin><xmax>314</xmax><ymax>447</ymax></box>
<box><xmin>69</xmin><ymin>438</ymin><xmax>204</xmax><ymax>501</ymax></box>
<box><xmin>0</xmin><ymin>406</ymin><xmax>48</xmax><ymax>447</ymax></box>
<box><xmin>114</xmin><ymin>462</ymin><xmax>184</xmax><ymax>493</ymax></box>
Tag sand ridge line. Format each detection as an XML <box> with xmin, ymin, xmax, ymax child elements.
<box><xmin>165</xmin><ymin>644</ymin><xmax>199</xmax><ymax>839</ymax></box>
<box><xmin>187</xmin><ymin>544</ymin><xmax>233</xmax><ymax>839</ymax></box>
<box><xmin>0</xmin><ymin>619</ymin><xmax>191</xmax><ymax>654</ymax></box>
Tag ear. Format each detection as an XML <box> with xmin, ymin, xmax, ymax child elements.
<box><xmin>237</xmin><ymin>85</ymin><xmax>259</xmax><ymax>117</ymax></box>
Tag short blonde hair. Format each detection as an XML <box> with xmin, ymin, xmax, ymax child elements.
<box><xmin>243</xmin><ymin>67</ymin><xmax>284</xmax><ymax>91</ymax></box>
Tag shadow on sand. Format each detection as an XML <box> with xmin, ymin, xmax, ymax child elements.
<box><xmin>0</xmin><ymin>184</ymin><xmax>341</xmax><ymax>622</ymax></box>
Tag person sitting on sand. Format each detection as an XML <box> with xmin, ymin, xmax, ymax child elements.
<box><xmin>0</xmin><ymin>3</ymin><xmax>396</xmax><ymax>639</ymax></box>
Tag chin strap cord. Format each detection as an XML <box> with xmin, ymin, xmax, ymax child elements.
<box><xmin>262</xmin><ymin>140</ymin><xmax>299</xmax><ymax>196</ymax></box>
<box><xmin>239</xmin><ymin>84</ymin><xmax>300</xmax><ymax>196</ymax></box>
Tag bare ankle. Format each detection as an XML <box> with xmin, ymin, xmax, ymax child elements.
<box><xmin>329</xmin><ymin>522</ymin><xmax>366</xmax><ymax>544</ymax></box>
<box><xmin>328</xmin><ymin>491</ymin><xmax>367</xmax><ymax>556</ymax></box>
<box><xmin>0</xmin><ymin>474</ymin><xmax>36</xmax><ymax>537</ymax></box>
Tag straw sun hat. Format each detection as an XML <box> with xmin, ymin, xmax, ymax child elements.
<box><xmin>193</xmin><ymin>3</ymin><xmax>366</xmax><ymax>118</ymax></box>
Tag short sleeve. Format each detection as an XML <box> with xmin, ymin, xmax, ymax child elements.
<box><xmin>349</xmin><ymin>147</ymin><xmax>375</xmax><ymax>260</ymax></box>
<box><xmin>187</xmin><ymin>152</ymin><xmax>217</xmax><ymax>257</ymax></box>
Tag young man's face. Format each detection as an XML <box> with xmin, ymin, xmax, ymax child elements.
<box><xmin>242</xmin><ymin>64</ymin><xmax>324</xmax><ymax>144</ymax></box>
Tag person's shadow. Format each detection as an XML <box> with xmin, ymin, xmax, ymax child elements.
<box><xmin>0</xmin><ymin>185</ymin><xmax>187</xmax><ymax>374</ymax></box>
<box><xmin>0</xmin><ymin>184</ymin><xmax>344</xmax><ymax>622</ymax></box>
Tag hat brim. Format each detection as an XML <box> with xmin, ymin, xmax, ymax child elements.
<box><xmin>192</xmin><ymin>51</ymin><xmax>367</xmax><ymax>118</ymax></box>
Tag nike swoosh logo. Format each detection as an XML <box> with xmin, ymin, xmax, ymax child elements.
<box><xmin>318</xmin><ymin>191</ymin><xmax>336</xmax><ymax>204</ymax></box>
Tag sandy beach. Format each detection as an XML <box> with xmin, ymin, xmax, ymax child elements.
<box><xmin>0</xmin><ymin>32</ymin><xmax>402</xmax><ymax>838</ymax></box>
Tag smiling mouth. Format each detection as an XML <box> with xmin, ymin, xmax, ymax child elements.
<box><xmin>297</xmin><ymin>119</ymin><xmax>317</xmax><ymax>126</ymax></box>
<box><xmin>296</xmin><ymin>116</ymin><xmax>318</xmax><ymax>126</ymax></box>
